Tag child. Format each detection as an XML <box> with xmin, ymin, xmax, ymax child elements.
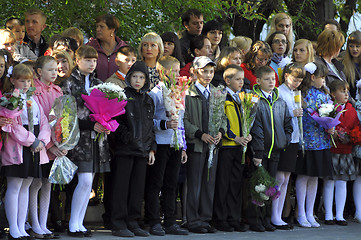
<box><xmin>2</xmin><ymin>64</ymin><xmax>51</xmax><ymax>239</ymax></box>
<box><xmin>105</xmin><ymin>46</ymin><xmax>137</xmax><ymax>88</ymax></box>
<box><xmin>272</xmin><ymin>63</ymin><xmax>305</xmax><ymax>229</ymax></box>
<box><xmin>145</xmin><ymin>56</ymin><xmax>188</xmax><ymax>236</ymax></box>
<box><xmin>295</xmin><ymin>62</ymin><xmax>334</xmax><ymax>228</ymax></box>
<box><xmin>354</xmin><ymin>81</ymin><xmax>361</xmax><ymax>223</ymax></box>
<box><xmin>323</xmin><ymin>80</ymin><xmax>359</xmax><ymax>226</ymax></box>
<box><xmin>28</xmin><ymin>56</ymin><xmax>65</xmax><ymax>238</ymax></box>
<box><xmin>213</xmin><ymin>64</ymin><xmax>251</xmax><ymax>232</ymax></box>
<box><xmin>184</xmin><ymin>56</ymin><xmax>225</xmax><ymax>233</ymax></box>
<box><xmin>61</xmin><ymin>45</ymin><xmax>111</xmax><ymax>237</ymax></box>
<box><xmin>249</xmin><ymin>65</ymin><xmax>292</xmax><ymax>232</ymax></box>
<box><xmin>109</xmin><ymin>61</ymin><xmax>156</xmax><ymax>237</ymax></box>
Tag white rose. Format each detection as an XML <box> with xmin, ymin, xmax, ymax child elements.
<box><xmin>260</xmin><ymin>193</ymin><xmax>269</xmax><ymax>201</ymax></box>
<box><xmin>255</xmin><ymin>184</ymin><xmax>266</xmax><ymax>193</ymax></box>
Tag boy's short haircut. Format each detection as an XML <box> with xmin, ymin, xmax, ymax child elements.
<box><xmin>181</xmin><ymin>9</ymin><xmax>203</xmax><ymax>27</ymax></box>
<box><xmin>5</xmin><ymin>18</ymin><xmax>23</xmax><ymax>29</ymax></box>
<box><xmin>75</xmin><ymin>45</ymin><xmax>98</xmax><ymax>59</ymax></box>
<box><xmin>62</xmin><ymin>27</ymin><xmax>84</xmax><ymax>47</ymax></box>
<box><xmin>157</xmin><ymin>56</ymin><xmax>180</xmax><ymax>71</ymax></box>
<box><xmin>223</xmin><ymin>64</ymin><xmax>244</xmax><ymax>80</ymax></box>
<box><xmin>328</xmin><ymin>79</ymin><xmax>349</xmax><ymax>93</ymax></box>
<box><xmin>25</xmin><ymin>8</ymin><xmax>47</xmax><ymax>23</ymax></box>
<box><xmin>117</xmin><ymin>45</ymin><xmax>137</xmax><ymax>57</ymax></box>
<box><xmin>255</xmin><ymin>65</ymin><xmax>274</xmax><ymax>79</ymax></box>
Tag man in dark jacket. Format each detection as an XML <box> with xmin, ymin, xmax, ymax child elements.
<box><xmin>24</xmin><ymin>8</ymin><xmax>48</xmax><ymax>57</ymax></box>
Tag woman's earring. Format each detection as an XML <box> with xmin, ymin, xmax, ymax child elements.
<box><xmin>111</xmin><ymin>33</ymin><xmax>114</xmax><ymax>37</ymax></box>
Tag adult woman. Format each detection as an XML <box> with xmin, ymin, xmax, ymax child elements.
<box><xmin>266</xmin><ymin>31</ymin><xmax>291</xmax><ymax>80</ymax></box>
<box><xmin>266</xmin><ymin>13</ymin><xmax>294</xmax><ymax>55</ymax></box>
<box><xmin>87</xmin><ymin>14</ymin><xmax>127</xmax><ymax>81</ymax></box>
<box><xmin>315</xmin><ymin>29</ymin><xmax>346</xmax><ymax>87</ymax></box>
<box><xmin>202</xmin><ymin>20</ymin><xmax>223</xmax><ymax>61</ymax></box>
<box><xmin>52</xmin><ymin>50</ymin><xmax>74</xmax><ymax>85</ymax></box>
<box><xmin>241</xmin><ymin>41</ymin><xmax>277</xmax><ymax>89</ymax></box>
<box><xmin>229</xmin><ymin>36</ymin><xmax>252</xmax><ymax>62</ymax></box>
<box><xmin>161</xmin><ymin>32</ymin><xmax>185</xmax><ymax>68</ymax></box>
<box><xmin>53</xmin><ymin>37</ymin><xmax>78</xmax><ymax>61</ymax></box>
<box><xmin>138</xmin><ymin>32</ymin><xmax>164</xmax><ymax>90</ymax></box>
<box><xmin>292</xmin><ymin>39</ymin><xmax>315</xmax><ymax>66</ymax></box>
<box><xmin>342</xmin><ymin>30</ymin><xmax>361</xmax><ymax>98</ymax></box>
<box><xmin>62</xmin><ymin>27</ymin><xmax>84</xmax><ymax>48</ymax></box>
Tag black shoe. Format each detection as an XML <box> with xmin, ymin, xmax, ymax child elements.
<box><xmin>229</xmin><ymin>223</ymin><xmax>247</xmax><ymax>232</ymax></box>
<box><xmin>149</xmin><ymin>224</ymin><xmax>165</xmax><ymax>236</ymax></box>
<box><xmin>263</xmin><ymin>223</ymin><xmax>276</xmax><ymax>232</ymax></box>
<box><xmin>215</xmin><ymin>222</ymin><xmax>234</xmax><ymax>232</ymax></box>
<box><xmin>29</xmin><ymin>229</ymin><xmax>49</xmax><ymax>239</ymax></box>
<box><xmin>188</xmin><ymin>226</ymin><xmax>207</xmax><ymax>234</ymax></box>
<box><xmin>164</xmin><ymin>224</ymin><xmax>189</xmax><ymax>235</ymax></box>
<box><xmin>249</xmin><ymin>224</ymin><xmax>265</xmax><ymax>232</ymax></box>
<box><xmin>67</xmin><ymin>230</ymin><xmax>84</xmax><ymax>238</ymax></box>
<box><xmin>52</xmin><ymin>221</ymin><xmax>65</xmax><ymax>233</ymax></box>
<box><xmin>112</xmin><ymin>229</ymin><xmax>135</xmax><ymax>237</ymax></box>
<box><xmin>44</xmin><ymin>233</ymin><xmax>60</xmax><ymax>239</ymax></box>
<box><xmin>324</xmin><ymin>220</ymin><xmax>335</xmax><ymax>225</ymax></box>
<box><xmin>203</xmin><ymin>224</ymin><xmax>217</xmax><ymax>233</ymax></box>
<box><xmin>130</xmin><ymin>228</ymin><xmax>149</xmax><ymax>237</ymax></box>
<box><xmin>88</xmin><ymin>197</ymin><xmax>99</xmax><ymax>206</ymax></box>
<box><xmin>82</xmin><ymin>230</ymin><xmax>92</xmax><ymax>237</ymax></box>
<box><xmin>272</xmin><ymin>224</ymin><xmax>291</xmax><ymax>230</ymax></box>
<box><xmin>335</xmin><ymin>220</ymin><xmax>348</xmax><ymax>226</ymax></box>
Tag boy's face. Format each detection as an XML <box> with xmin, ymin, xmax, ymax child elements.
<box><xmin>196</xmin><ymin>65</ymin><xmax>214</xmax><ymax>87</ymax></box>
<box><xmin>226</xmin><ymin>71</ymin><xmax>244</xmax><ymax>93</ymax></box>
<box><xmin>256</xmin><ymin>72</ymin><xmax>276</xmax><ymax>93</ymax></box>
<box><xmin>115</xmin><ymin>52</ymin><xmax>136</xmax><ymax>75</ymax></box>
<box><xmin>130</xmin><ymin>71</ymin><xmax>146</xmax><ymax>92</ymax></box>
<box><xmin>12</xmin><ymin>25</ymin><xmax>25</xmax><ymax>42</ymax></box>
<box><xmin>76</xmin><ymin>57</ymin><xmax>97</xmax><ymax>75</ymax></box>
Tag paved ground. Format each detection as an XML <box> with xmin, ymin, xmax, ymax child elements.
<box><xmin>52</xmin><ymin>220</ymin><xmax>361</xmax><ymax>240</ymax></box>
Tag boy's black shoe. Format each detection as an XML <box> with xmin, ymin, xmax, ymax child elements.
<box><xmin>164</xmin><ymin>224</ymin><xmax>189</xmax><ymax>235</ymax></box>
<box><xmin>263</xmin><ymin>223</ymin><xmax>276</xmax><ymax>232</ymax></box>
<box><xmin>215</xmin><ymin>222</ymin><xmax>234</xmax><ymax>232</ymax></box>
<box><xmin>130</xmin><ymin>228</ymin><xmax>149</xmax><ymax>237</ymax></box>
<box><xmin>249</xmin><ymin>224</ymin><xmax>265</xmax><ymax>232</ymax></box>
<box><xmin>67</xmin><ymin>230</ymin><xmax>84</xmax><ymax>238</ymax></box>
<box><xmin>112</xmin><ymin>229</ymin><xmax>135</xmax><ymax>237</ymax></box>
<box><xmin>149</xmin><ymin>224</ymin><xmax>165</xmax><ymax>236</ymax></box>
<box><xmin>188</xmin><ymin>226</ymin><xmax>207</xmax><ymax>234</ymax></box>
<box><xmin>229</xmin><ymin>222</ymin><xmax>247</xmax><ymax>232</ymax></box>
<box><xmin>203</xmin><ymin>224</ymin><xmax>217</xmax><ymax>233</ymax></box>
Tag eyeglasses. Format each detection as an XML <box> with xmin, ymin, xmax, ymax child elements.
<box><xmin>272</xmin><ymin>39</ymin><xmax>288</xmax><ymax>45</ymax></box>
<box><xmin>255</xmin><ymin>56</ymin><xmax>270</xmax><ymax>63</ymax></box>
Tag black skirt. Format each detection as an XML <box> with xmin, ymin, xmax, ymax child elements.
<box><xmin>295</xmin><ymin>149</ymin><xmax>333</xmax><ymax>177</ymax></box>
<box><xmin>3</xmin><ymin>125</ymin><xmax>42</xmax><ymax>178</ymax></box>
<box><xmin>278</xmin><ymin>143</ymin><xmax>299</xmax><ymax>172</ymax></box>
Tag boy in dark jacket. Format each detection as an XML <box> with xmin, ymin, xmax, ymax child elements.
<box><xmin>248</xmin><ymin>65</ymin><xmax>293</xmax><ymax>232</ymax></box>
<box><xmin>110</xmin><ymin>61</ymin><xmax>156</xmax><ymax>238</ymax></box>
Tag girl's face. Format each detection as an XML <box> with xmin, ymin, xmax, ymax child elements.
<box><xmin>332</xmin><ymin>88</ymin><xmax>348</xmax><ymax>104</ymax></box>
<box><xmin>11</xmin><ymin>78</ymin><xmax>32</xmax><ymax>93</ymax></box>
<box><xmin>207</xmin><ymin>30</ymin><xmax>223</xmax><ymax>46</ymax></box>
<box><xmin>196</xmin><ymin>38</ymin><xmax>213</xmax><ymax>58</ymax></box>
<box><xmin>228</xmin><ymin>51</ymin><xmax>242</xmax><ymax>66</ymax></box>
<box><xmin>311</xmin><ymin>75</ymin><xmax>325</xmax><ymax>89</ymax></box>
<box><xmin>254</xmin><ymin>51</ymin><xmax>270</xmax><ymax>68</ymax></box>
<box><xmin>271</xmin><ymin>34</ymin><xmax>287</xmax><ymax>55</ymax></box>
<box><xmin>38</xmin><ymin>61</ymin><xmax>58</xmax><ymax>84</ymax></box>
<box><xmin>284</xmin><ymin>73</ymin><xmax>303</xmax><ymax>90</ymax></box>
<box><xmin>0</xmin><ymin>35</ymin><xmax>16</xmax><ymax>56</ymax></box>
<box><xmin>96</xmin><ymin>21</ymin><xmax>115</xmax><ymax>41</ymax></box>
<box><xmin>142</xmin><ymin>41</ymin><xmax>159</xmax><ymax>60</ymax></box>
<box><xmin>56</xmin><ymin>57</ymin><xmax>70</xmax><ymax>78</ymax></box>
<box><xmin>276</xmin><ymin>18</ymin><xmax>291</xmax><ymax>36</ymax></box>
<box><xmin>130</xmin><ymin>71</ymin><xmax>146</xmax><ymax>92</ymax></box>
<box><xmin>349</xmin><ymin>43</ymin><xmax>361</xmax><ymax>59</ymax></box>
<box><xmin>0</xmin><ymin>57</ymin><xmax>5</xmax><ymax>78</ymax></box>
<box><xmin>163</xmin><ymin>41</ymin><xmax>175</xmax><ymax>56</ymax></box>
<box><xmin>293</xmin><ymin>43</ymin><xmax>308</xmax><ymax>64</ymax></box>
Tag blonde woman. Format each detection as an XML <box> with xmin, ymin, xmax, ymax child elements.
<box><xmin>266</xmin><ymin>13</ymin><xmax>294</xmax><ymax>55</ymax></box>
<box><xmin>292</xmin><ymin>39</ymin><xmax>315</xmax><ymax>66</ymax></box>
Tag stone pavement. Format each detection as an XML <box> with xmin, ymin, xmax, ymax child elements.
<box><xmin>54</xmin><ymin>220</ymin><xmax>361</xmax><ymax>240</ymax></box>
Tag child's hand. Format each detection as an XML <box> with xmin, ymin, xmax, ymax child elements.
<box><xmin>293</xmin><ymin>108</ymin><xmax>303</xmax><ymax>117</ymax></box>
<box><xmin>235</xmin><ymin>136</ymin><xmax>248</xmax><ymax>147</ymax></box>
<box><xmin>181</xmin><ymin>150</ymin><xmax>188</xmax><ymax>164</ymax></box>
<box><xmin>94</xmin><ymin>122</ymin><xmax>110</xmax><ymax>134</ymax></box>
<box><xmin>246</xmin><ymin>134</ymin><xmax>252</xmax><ymax>142</ymax></box>
<box><xmin>0</xmin><ymin>117</ymin><xmax>12</xmax><ymax>127</ymax></box>
<box><xmin>253</xmin><ymin>158</ymin><xmax>262</xmax><ymax>166</ymax></box>
<box><xmin>34</xmin><ymin>141</ymin><xmax>45</xmax><ymax>153</ymax></box>
<box><xmin>166</xmin><ymin>120</ymin><xmax>179</xmax><ymax>130</ymax></box>
<box><xmin>214</xmin><ymin>132</ymin><xmax>222</xmax><ymax>145</ymax></box>
<box><xmin>201</xmin><ymin>133</ymin><xmax>216</xmax><ymax>144</ymax></box>
<box><xmin>49</xmin><ymin>146</ymin><xmax>68</xmax><ymax>157</ymax></box>
<box><xmin>148</xmin><ymin>150</ymin><xmax>155</xmax><ymax>165</ymax></box>
<box><xmin>327</xmin><ymin>127</ymin><xmax>335</xmax><ymax>135</ymax></box>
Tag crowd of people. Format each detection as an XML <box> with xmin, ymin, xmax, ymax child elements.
<box><xmin>0</xmin><ymin>7</ymin><xmax>360</xmax><ymax>240</ymax></box>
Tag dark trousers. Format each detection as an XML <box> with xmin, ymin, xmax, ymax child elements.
<box><xmin>247</xmin><ymin>154</ymin><xmax>279</xmax><ymax>227</ymax></box>
<box><xmin>213</xmin><ymin>147</ymin><xmax>244</xmax><ymax>225</ymax></box>
<box><xmin>186</xmin><ymin>147</ymin><xmax>218</xmax><ymax>229</ymax></box>
<box><xmin>111</xmin><ymin>155</ymin><xmax>147</xmax><ymax>230</ymax></box>
<box><xmin>144</xmin><ymin>145</ymin><xmax>182</xmax><ymax>227</ymax></box>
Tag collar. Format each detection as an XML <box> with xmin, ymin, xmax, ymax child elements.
<box><xmin>195</xmin><ymin>81</ymin><xmax>209</xmax><ymax>94</ymax></box>
<box><xmin>226</xmin><ymin>87</ymin><xmax>239</xmax><ymax>100</ymax></box>
<box><xmin>261</xmin><ymin>89</ymin><xmax>272</xmax><ymax>99</ymax></box>
<box><xmin>115</xmin><ymin>70</ymin><xmax>126</xmax><ymax>80</ymax></box>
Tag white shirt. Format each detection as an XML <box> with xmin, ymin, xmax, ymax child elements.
<box><xmin>195</xmin><ymin>81</ymin><xmax>210</xmax><ymax>99</ymax></box>
<box><xmin>85</xmin><ymin>75</ymin><xmax>91</xmax><ymax>95</ymax></box>
<box><xmin>261</xmin><ymin>90</ymin><xmax>272</xmax><ymax>103</ymax></box>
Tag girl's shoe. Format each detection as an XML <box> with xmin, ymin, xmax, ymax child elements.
<box><xmin>308</xmin><ymin>220</ymin><xmax>320</xmax><ymax>228</ymax></box>
<box><xmin>297</xmin><ymin>217</ymin><xmax>311</xmax><ymax>228</ymax></box>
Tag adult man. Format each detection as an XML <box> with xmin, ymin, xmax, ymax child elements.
<box><xmin>24</xmin><ymin>9</ymin><xmax>48</xmax><ymax>57</ymax></box>
<box><xmin>179</xmin><ymin>9</ymin><xmax>203</xmax><ymax>60</ymax></box>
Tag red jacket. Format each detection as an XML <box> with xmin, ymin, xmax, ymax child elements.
<box><xmin>241</xmin><ymin>63</ymin><xmax>279</xmax><ymax>89</ymax></box>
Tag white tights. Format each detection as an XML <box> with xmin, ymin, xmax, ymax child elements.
<box><xmin>296</xmin><ymin>175</ymin><xmax>318</xmax><ymax>224</ymax></box>
<box><xmin>271</xmin><ymin>171</ymin><xmax>290</xmax><ymax>225</ymax></box>
<box><xmin>353</xmin><ymin>176</ymin><xmax>361</xmax><ymax>219</ymax></box>
<box><xmin>323</xmin><ymin>179</ymin><xmax>346</xmax><ymax>221</ymax></box>
<box><xmin>68</xmin><ymin>172</ymin><xmax>94</xmax><ymax>232</ymax></box>
<box><xmin>5</xmin><ymin>177</ymin><xmax>33</xmax><ymax>238</ymax></box>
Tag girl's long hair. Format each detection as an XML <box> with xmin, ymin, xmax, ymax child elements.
<box><xmin>342</xmin><ymin>30</ymin><xmax>361</xmax><ymax>88</ymax></box>
<box><xmin>299</xmin><ymin>61</ymin><xmax>328</xmax><ymax>95</ymax></box>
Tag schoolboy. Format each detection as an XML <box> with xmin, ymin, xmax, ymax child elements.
<box><xmin>213</xmin><ymin>64</ymin><xmax>251</xmax><ymax>232</ymax></box>
<box><xmin>106</xmin><ymin>46</ymin><xmax>137</xmax><ymax>88</ymax></box>
<box><xmin>248</xmin><ymin>65</ymin><xmax>293</xmax><ymax>232</ymax></box>
<box><xmin>109</xmin><ymin>61</ymin><xmax>156</xmax><ymax>238</ymax></box>
<box><xmin>184</xmin><ymin>56</ymin><xmax>226</xmax><ymax>233</ymax></box>
<box><xmin>144</xmin><ymin>56</ymin><xmax>188</xmax><ymax>236</ymax></box>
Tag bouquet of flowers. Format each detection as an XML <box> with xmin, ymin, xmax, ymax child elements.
<box><xmin>348</xmin><ymin>126</ymin><xmax>361</xmax><ymax>145</ymax></box>
<box><xmin>161</xmin><ymin>74</ymin><xmax>191</xmax><ymax>150</ymax></box>
<box><xmin>208</xmin><ymin>86</ymin><xmax>227</xmax><ymax>171</ymax></box>
<box><xmin>249</xmin><ymin>164</ymin><xmax>281</xmax><ymax>207</ymax></box>
<box><xmin>308</xmin><ymin>101</ymin><xmax>346</xmax><ymax>147</ymax></box>
<box><xmin>48</xmin><ymin>95</ymin><xmax>80</xmax><ymax>185</ymax></box>
<box><xmin>81</xmin><ymin>82</ymin><xmax>128</xmax><ymax>141</ymax></box>
<box><xmin>238</xmin><ymin>91</ymin><xmax>259</xmax><ymax>163</ymax></box>
<box><xmin>294</xmin><ymin>90</ymin><xmax>305</xmax><ymax>155</ymax></box>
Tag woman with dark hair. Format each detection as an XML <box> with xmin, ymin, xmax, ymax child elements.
<box><xmin>161</xmin><ymin>32</ymin><xmax>185</xmax><ymax>68</ymax></box>
<box><xmin>202</xmin><ymin>20</ymin><xmax>223</xmax><ymax>61</ymax></box>
<box><xmin>53</xmin><ymin>37</ymin><xmax>79</xmax><ymax>60</ymax></box>
<box><xmin>87</xmin><ymin>14</ymin><xmax>127</xmax><ymax>81</ymax></box>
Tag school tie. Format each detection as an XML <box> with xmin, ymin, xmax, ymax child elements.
<box><xmin>267</xmin><ymin>95</ymin><xmax>272</xmax><ymax>104</ymax></box>
<box><xmin>203</xmin><ymin>89</ymin><xmax>209</xmax><ymax>99</ymax></box>
<box><xmin>233</xmin><ymin>93</ymin><xmax>240</xmax><ymax>104</ymax></box>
